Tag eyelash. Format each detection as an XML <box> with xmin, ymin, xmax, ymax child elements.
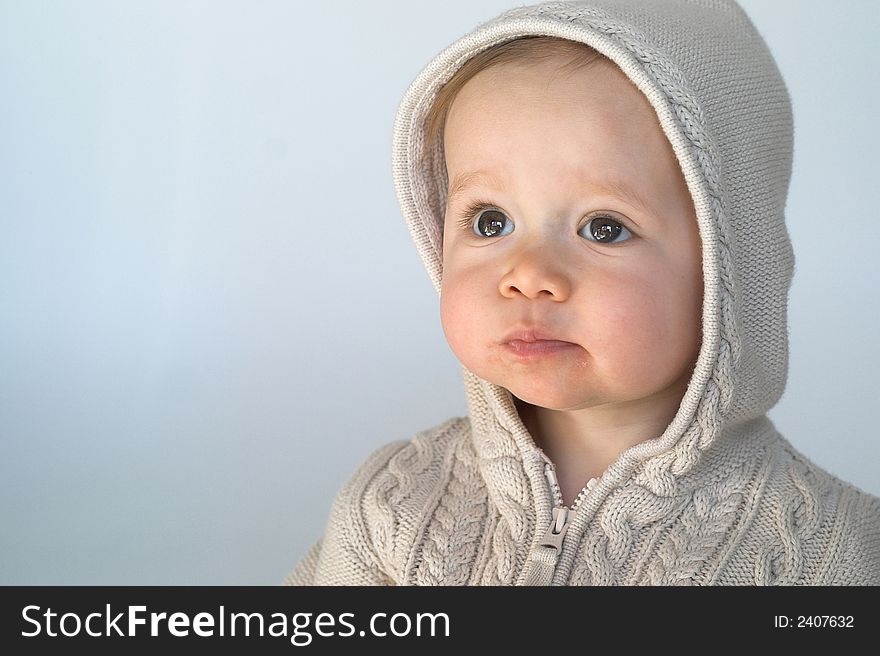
<box><xmin>456</xmin><ymin>199</ymin><xmax>494</xmax><ymax>232</ymax></box>
<box><xmin>456</xmin><ymin>200</ymin><xmax>633</xmax><ymax>243</ymax></box>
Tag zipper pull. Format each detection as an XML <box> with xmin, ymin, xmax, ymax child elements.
<box><xmin>539</xmin><ymin>506</ymin><xmax>571</xmax><ymax>550</ymax></box>
<box><xmin>523</xmin><ymin>506</ymin><xmax>571</xmax><ymax>585</ymax></box>
<box><xmin>522</xmin><ymin>457</ymin><xmax>573</xmax><ymax>585</ymax></box>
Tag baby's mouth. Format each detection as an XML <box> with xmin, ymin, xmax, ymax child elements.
<box><xmin>501</xmin><ymin>326</ymin><xmax>580</xmax><ymax>358</ymax></box>
<box><xmin>504</xmin><ymin>339</ymin><xmax>580</xmax><ymax>358</ymax></box>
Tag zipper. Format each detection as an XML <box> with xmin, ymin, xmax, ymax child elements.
<box><xmin>523</xmin><ymin>457</ymin><xmax>598</xmax><ymax>585</ymax></box>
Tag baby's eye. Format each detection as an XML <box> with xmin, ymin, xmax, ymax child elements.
<box><xmin>460</xmin><ymin>205</ymin><xmax>514</xmax><ymax>238</ymax></box>
<box><xmin>579</xmin><ymin>215</ymin><xmax>633</xmax><ymax>244</ymax></box>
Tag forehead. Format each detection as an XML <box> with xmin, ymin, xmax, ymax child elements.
<box><xmin>446</xmin><ymin>56</ymin><xmax>652</xmax><ymax>129</ymax></box>
<box><xmin>442</xmin><ymin>59</ymin><xmax>681</xmax><ymax>214</ymax></box>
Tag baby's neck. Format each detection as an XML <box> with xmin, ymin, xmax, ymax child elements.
<box><xmin>514</xmin><ymin>390</ymin><xmax>684</xmax><ymax>505</ymax></box>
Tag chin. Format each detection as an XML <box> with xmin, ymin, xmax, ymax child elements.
<box><xmin>502</xmin><ymin>383</ymin><xmax>591</xmax><ymax>412</ymax></box>
<box><xmin>466</xmin><ymin>360</ymin><xmax>595</xmax><ymax>409</ymax></box>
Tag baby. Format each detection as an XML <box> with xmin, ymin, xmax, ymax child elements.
<box><xmin>286</xmin><ymin>0</ymin><xmax>880</xmax><ymax>585</ymax></box>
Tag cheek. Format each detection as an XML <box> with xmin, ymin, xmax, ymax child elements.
<box><xmin>439</xmin><ymin>265</ymin><xmax>484</xmax><ymax>357</ymax></box>
<box><xmin>586</xmin><ymin>262</ymin><xmax>702</xmax><ymax>373</ymax></box>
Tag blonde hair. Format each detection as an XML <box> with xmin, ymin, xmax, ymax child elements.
<box><xmin>423</xmin><ymin>36</ymin><xmax>609</xmax><ymax>152</ymax></box>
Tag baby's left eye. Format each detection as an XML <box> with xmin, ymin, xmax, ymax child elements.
<box><xmin>579</xmin><ymin>215</ymin><xmax>633</xmax><ymax>244</ymax></box>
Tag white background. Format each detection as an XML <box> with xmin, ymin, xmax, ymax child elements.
<box><xmin>1</xmin><ymin>0</ymin><xmax>877</xmax><ymax>584</ymax></box>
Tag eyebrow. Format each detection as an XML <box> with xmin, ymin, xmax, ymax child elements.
<box><xmin>448</xmin><ymin>170</ymin><xmax>508</xmax><ymax>203</ymax></box>
<box><xmin>447</xmin><ymin>169</ymin><xmax>656</xmax><ymax>217</ymax></box>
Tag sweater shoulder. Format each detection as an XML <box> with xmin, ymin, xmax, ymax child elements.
<box><xmin>818</xmin><ymin>480</ymin><xmax>880</xmax><ymax>585</ymax></box>
<box><xmin>750</xmin><ymin>435</ymin><xmax>880</xmax><ymax>584</ymax></box>
<box><xmin>330</xmin><ymin>415</ymin><xmax>470</xmax><ymax>530</ymax></box>
<box><xmin>289</xmin><ymin>416</ymin><xmax>471</xmax><ymax>585</ymax></box>
<box><xmin>341</xmin><ymin>416</ymin><xmax>473</xmax><ymax>581</ymax></box>
<box><xmin>360</xmin><ymin>415</ymin><xmax>471</xmax><ymax>494</ymax></box>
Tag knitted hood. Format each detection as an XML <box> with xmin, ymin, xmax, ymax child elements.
<box><xmin>391</xmin><ymin>0</ymin><xmax>795</xmax><ymax>582</ymax></box>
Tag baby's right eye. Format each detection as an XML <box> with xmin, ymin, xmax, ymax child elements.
<box><xmin>458</xmin><ymin>203</ymin><xmax>514</xmax><ymax>238</ymax></box>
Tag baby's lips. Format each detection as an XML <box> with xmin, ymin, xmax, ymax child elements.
<box><xmin>502</xmin><ymin>325</ymin><xmax>573</xmax><ymax>344</ymax></box>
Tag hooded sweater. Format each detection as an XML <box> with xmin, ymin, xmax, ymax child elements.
<box><xmin>285</xmin><ymin>0</ymin><xmax>880</xmax><ymax>585</ymax></box>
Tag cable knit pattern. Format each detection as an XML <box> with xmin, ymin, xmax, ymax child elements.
<box><xmin>365</xmin><ymin>433</ymin><xmax>435</xmax><ymax>581</ymax></box>
<box><xmin>640</xmin><ymin>463</ymin><xmax>749</xmax><ymax>585</ymax></box>
<box><xmin>754</xmin><ymin>452</ymin><xmax>829</xmax><ymax>585</ymax></box>
<box><xmin>285</xmin><ymin>0</ymin><xmax>880</xmax><ymax>586</ymax></box>
<box><xmin>466</xmin><ymin>373</ymin><xmax>539</xmax><ymax>585</ymax></box>
<box><xmin>411</xmin><ymin>431</ymin><xmax>488</xmax><ymax>585</ymax></box>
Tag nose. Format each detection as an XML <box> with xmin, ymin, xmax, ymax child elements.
<box><xmin>499</xmin><ymin>244</ymin><xmax>572</xmax><ymax>301</ymax></box>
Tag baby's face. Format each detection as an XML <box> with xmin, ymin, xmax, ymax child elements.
<box><xmin>440</xmin><ymin>56</ymin><xmax>703</xmax><ymax>412</ymax></box>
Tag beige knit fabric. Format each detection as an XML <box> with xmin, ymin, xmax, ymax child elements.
<box><xmin>285</xmin><ymin>0</ymin><xmax>880</xmax><ymax>585</ymax></box>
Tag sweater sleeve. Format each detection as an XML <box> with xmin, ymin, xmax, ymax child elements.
<box><xmin>282</xmin><ymin>440</ymin><xmax>410</xmax><ymax>586</ymax></box>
